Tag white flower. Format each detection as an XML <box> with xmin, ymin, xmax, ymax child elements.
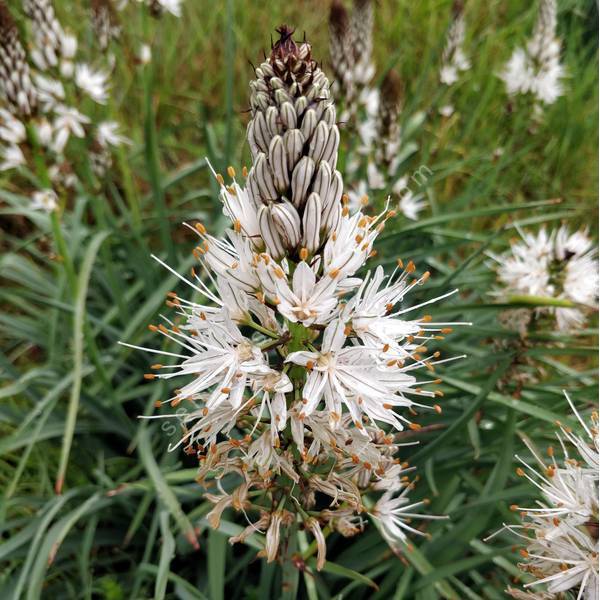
<box><xmin>440</xmin><ymin>10</ymin><xmax>470</xmax><ymax>86</ymax></box>
<box><xmin>96</xmin><ymin>121</ymin><xmax>130</xmax><ymax>148</ymax></box>
<box><xmin>31</xmin><ymin>189</ymin><xmax>58</xmax><ymax>212</ymax></box>
<box><xmin>274</xmin><ymin>260</ymin><xmax>339</xmax><ymax>325</ymax></box>
<box><xmin>250</xmin><ymin>369</ymin><xmax>293</xmax><ymax>442</ymax></box>
<box><xmin>500</xmin><ymin>391</ymin><xmax>599</xmax><ymax>599</ymax></box>
<box><xmin>346</xmin><ymin>180</ymin><xmax>369</xmax><ymax>213</ymax></box>
<box><xmin>75</xmin><ymin>64</ymin><xmax>110</xmax><ymax>104</ymax></box>
<box><xmin>155</xmin><ymin>0</ymin><xmax>183</xmax><ymax>17</ymax></box>
<box><xmin>52</xmin><ymin>106</ymin><xmax>90</xmax><ymax>153</ymax></box>
<box><xmin>0</xmin><ymin>109</ymin><xmax>26</xmax><ymax>145</ymax></box>
<box><xmin>395</xmin><ymin>186</ymin><xmax>427</xmax><ymax>220</ymax></box>
<box><xmin>0</xmin><ymin>145</ymin><xmax>26</xmax><ymax>171</ymax></box>
<box><xmin>499</xmin><ymin>1</ymin><xmax>565</xmax><ymax>106</ymax></box>
<box><xmin>61</xmin><ymin>33</ymin><xmax>78</xmax><ymax>59</ymax></box>
<box><xmin>33</xmin><ymin>74</ymin><xmax>65</xmax><ymax>111</ymax></box>
<box><xmin>286</xmin><ymin>318</ymin><xmax>422</xmax><ymax>431</ymax></box>
<box><xmin>372</xmin><ymin>487</ymin><xmax>446</xmax><ymax>548</ymax></box>
<box><xmin>139</xmin><ymin>44</ymin><xmax>152</xmax><ymax>65</ymax></box>
<box><xmin>439</xmin><ymin>104</ymin><xmax>455</xmax><ymax>117</ymax></box>
<box><xmin>495</xmin><ymin>226</ymin><xmax>599</xmax><ymax>331</ymax></box>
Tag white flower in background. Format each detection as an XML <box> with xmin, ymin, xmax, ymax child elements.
<box><xmin>31</xmin><ymin>189</ymin><xmax>58</xmax><ymax>212</ymax></box>
<box><xmin>393</xmin><ymin>176</ymin><xmax>428</xmax><ymax>220</ymax></box>
<box><xmin>59</xmin><ymin>33</ymin><xmax>78</xmax><ymax>78</ymax></box>
<box><xmin>0</xmin><ymin>145</ymin><xmax>26</xmax><ymax>171</ymax></box>
<box><xmin>440</xmin><ymin>0</ymin><xmax>471</xmax><ymax>86</ymax></box>
<box><xmin>0</xmin><ymin>0</ymin><xmax>123</xmax><ymax>182</ymax></box>
<box><xmin>0</xmin><ymin>3</ymin><xmax>38</xmax><ymax>115</ymax></box>
<box><xmin>439</xmin><ymin>104</ymin><xmax>455</xmax><ymax>117</ymax></box>
<box><xmin>35</xmin><ymin>118</ymin><xmax>54</xmax><ymax>146</ymax></box>
<box><xmin>494</xmin><ymin>226</ymin><xmax>598</xmax><ymax>331</ymax></box>
<box><xmin>33</xmin><ymin>74</ymin><xmax>66</xmax><ymax>111</ymax></box>
<box><xmin>500</xmin><ymin>0</ymin><xmax>566</xmax><ymax>107</ymax></box>
<box><xmin>500</xmin><ymin>392</ymin><xmax>599</xmax><ymax>599</ymax></box>
<box><xmin>139</xmin><ymin>43</ymin><xmax>152</xmax><ymax>65</ymax></box>
<box><xmin>96</xmin><ymin>121</ymin><xmax>130</xmax><ymax>148</ymax></box>
<box><xmin>127</xmin><ymin>27</ymin><xmax>459</xmax><ymax>566</ymax></box>
<box><xmin>75</xmin><ymin>64</ymin><xmax>110</xmax><ymax>104</ymax></box>
<box><xmin>0</xmin><ymin>109</ymin><xmax>26</xmax><ymax>144</ymax></box>
<box><xmin>150</xmin><ymin>0</ymin><xmax>183</xmax><ymax>17</ymax></box>
<box><xmin>398</xmin><ymin>190</ymin><xmax>426</xmax><ymax>221</ymax></box>
<box><xmin>52</xmin><ymin>105</ymin><xmax>91</xmax><ymax>153</ymax></box>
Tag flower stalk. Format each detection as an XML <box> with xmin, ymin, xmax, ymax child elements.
<box><xmin>130</xmin><ymin>25</ymin><xmax>460</xmax><ymax>569</ymax></box>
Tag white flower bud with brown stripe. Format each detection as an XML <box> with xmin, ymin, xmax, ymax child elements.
<box><xmin>0</xmin><ymin>3</ymin><xmax>37</xmax><ymax>115</ymax></box>
<box><xmin>246</xmin><ymin>25</ymin><xmax>344</xmax><ymax>258</ymax></box>
<box><xmin>91</xmin><ymin>0</ymin><xmax>120</xmax><ymax>51</ymax></box>
<box><xmin>23</xmin><ymin>0</ymin><xmax>65</xmax><ymax>70</ymax></box>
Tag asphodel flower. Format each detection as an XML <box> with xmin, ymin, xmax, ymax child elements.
<box><xmin>91</xmin><ymin>0</ymin><xmax>120</xmax><ymax>51</ymax></box>
<box><xmin>499</xmin><ymin>0</ymin><xmax>565</xmax><ymax>111</ymax></box>
<box><xmin>0</xmin><ymin>3</ymin><xmax>37</xmax><ymax>115</ymax></box>
<box><xmin>439</xmin><ymin>0</ymin><xmax>471</xmax><ymax>87</ymax></box>
<box><xmin>0</xmin><ymin>0</ymin><xmax>127</xmax><ymax>195</ymax></box>
<box><xmin>129</xmin><ymin>25</ymin><xmax>463</xmax><ymax>568</ymax></box>
<box><xmin>493</xmin><ymin>226</ymin><xmax>599</xmax><ymax>332</ymax></box>
<box><xmin>497</xmin><ymin>392</ymin><xmax>599</xmax><ymax>599</ymax></box>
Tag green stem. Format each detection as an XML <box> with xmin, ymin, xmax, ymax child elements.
<box><xmin>242</xmin><ymin>319</ymin><xmax>279</xmax><ymax>339</ymax></box>
<box><xmin>506</xmin><ymin>294</ymin><xmax>578</xmax><ymax>308</ymax></box>
<box><xmin>51</xmin><ymin>210</ymin><xmax>77</xmax><ymax>298</ymax></box>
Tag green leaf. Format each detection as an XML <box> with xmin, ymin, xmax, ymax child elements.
<box><xmin>155</xmin><ymin>511</ymin><xmax>176</xmax><ymax>600</ymax></box>
<box><xmin>310</xmin><ymin>559</ymin><xmax>378</xmax><ymax>591</ymax></box>
<box><xmin>208</xmin><ymin>528</ymin><xmax>227</xmax><ymax>600</ymax></box>
<box><xmin>55</xmin><ymin>231</ymin><xmax>110</xmax><ymax>494</ymax></box>
<box><xmin>138</xmin><ymin>427</ymin><xmax>199</xmax><ymax>550</ymax></box>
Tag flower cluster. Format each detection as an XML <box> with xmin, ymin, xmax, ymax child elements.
<box><xmin>494</xmin><ymin>226</ymin><xmax>599</xmax><ymax>333</ymax></box>
<box><xmin>328</xmin><ymin>0</ymin><xmax>426</xmax><ymax>220</ymax></box>
<box><xmin>116</xmin><ymin>0</ymin><xmax>183</xmax><ymax>18</ymax></box>
<box><xmin>506</xmin><ymin>393</ymin><xmax>598</xmax><ymax>599</ymax></box>
<box><xmin>91</xmin><ymin>0</ymin><xmax>121</xmax><ymax>51</ymax></box>
<box><xmin>131</xmin><ymin>26</ymin><xmax>459</xmax><ymax>566</ymax></box>
<box><xmin>499</xmin><ymin>0</ymin><xmax>565</xmax><ymax>112</ymax></box>
<box><xmin>328</xmin><ymin>0</ymin><xmax>374</xmax><ymax>125</ymax></box>
<box><xmin>439</xmin><ymin>0</ymin><xmax>470</xmax><ymax>87</ymax></box>
<box><xmin>438</xmin><ymin>0</ymin><xmax>470</xmax><ymax>118</ymax></box>
<box><xmin>0</xmin><ymin>0</ymin><xmax>128</xmax><ymax>209</ymax></box>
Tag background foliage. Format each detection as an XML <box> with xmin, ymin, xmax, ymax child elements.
<box><xmin>0</xmin><ymin>1</ymin><xmax>597</xmax><ymax>598</ymax></box>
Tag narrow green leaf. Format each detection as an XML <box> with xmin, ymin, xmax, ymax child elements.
<box><xmin>55</xmin><ymin>231</ymin><xmax>109</xmax><ymax>494</ymax></box>
<box><xmin>155</xmin><ymin>511</ymin><xmax>176</xmax><ymax>600</ymax></box>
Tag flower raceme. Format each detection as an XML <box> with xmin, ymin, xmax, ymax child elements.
<box><xmin>0</xmin><ymin>0</ymin><xmax>128</xmax><ymax>202</ymax></box>
<box><xmin>499</xmin><ymin>0</ymin><xmax>566</xmax><ymax>111</ymax></box>
<box><xmin>494</xmin><ymin>225</ymin><xmax>599</xmax><ymax>332</ymax></box>
<box><xmin>498</xmin><ymin>393</ymin><xmax>599</xmax><ymax>599</ymax></box>
<box><xmin>127</xmin><ymin>26</ymin><xmax>464</xmax><ymax>566</ymax></box>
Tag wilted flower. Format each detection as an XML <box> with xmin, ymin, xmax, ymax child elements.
<box><xmin>494</xmin><ymin>226</ymin><xmax>599</xmax><ymax>332</ymax></box>
<box><xmin>499</xmin><ymin>0</ymin><xmax>566</xmax><ymax>109</ymax></box>
<box><xmin>129</xmin><ymin>26</ymin><xmax>459</xmax><ymax>568</ymax></box>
